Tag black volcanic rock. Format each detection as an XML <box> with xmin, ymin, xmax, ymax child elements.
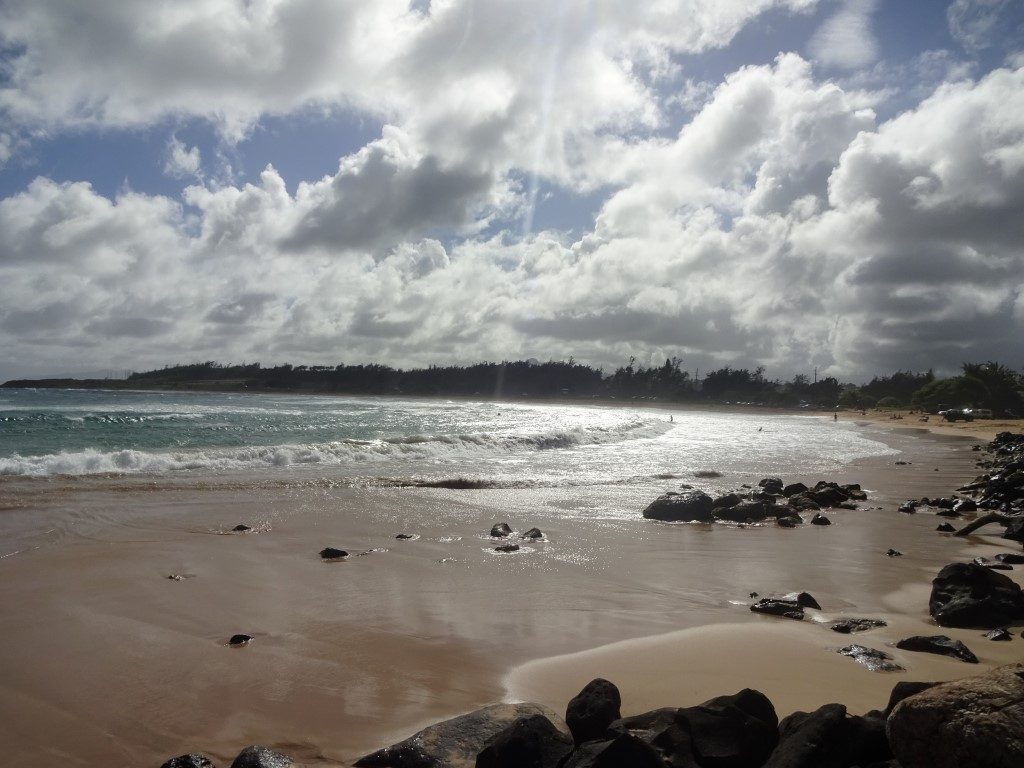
<box><xmin>161</xmin><ymin>756</ymin><xmax>215</xmax><ymax>768</ymax></box>
<box><xmin>884</xmin><ymin>682</ymin><xmax>939</xmax><ymax>717</ymax></box>
<box><xmin>319</xmin><ymin>547</ymin><xmax>349</xmax><ymax>559</ymax></box>
<box><xmin>782</xmin><ymin>482</ymin><xmax>808</xmax><ymax>497</ymax></box>
<box><xmin>929</xmin><ymin>562</ymin><xmax>1024</xmax><ymax>628</ymax></box>
<box><xmin>810</xmin><ymin>513</ymin><xmax>831</xmax><ymax>526</ymax></box>
<box><xmin>490</xmin><ymin>522</ymin><xmax>513</xmax><ymax>537</ymax></box>
<box><xmin>712</xmin><ymin>493</ymin><xmax>742</xmax><ymax>509</ymax></box>
<box><xmin>838</xmin><ymin>645</ymin><xmax>904</xmax><ymax>672</ymax></box>
<box><xmin>229</xmin><ymin>746</ymin><xmax>292</xmax><ymax>768</ymax></box>
<box><xmin>228</xmin><ymin>634</ymin><xmax>252</xmax><ymax>647</ymax></box>
<box><xmin>714</xmin><ymin>501</ymin><xmax>773</xmax><ymax>523</ymax></box>
<box><xmin>642</xmin><ymin>490</ymin><xmax>714</xmax><ymax>522</ymax></box>
<box><xmin>562</xmin><ymin>734</ymin><xmax>664</xmax><ymax>768</ymax></box>
<box><xmin>565</xmin><ymin>678</ymin><xmax>621</xmax><ymax>745</ymax></box>
<box><xmin>750</xmin><ymin>598</ymin><xmax>804</xmax><ymax>620</ymax></box>
<box><xmin>831</xmin><ymin>618</ymin><xmax>887</xmax><ymax>634</ymax></box>
<box><xmin>895</xmin><ymin>635</ymin><xmax>979</xmax><ymax>663</ymax></box>
<box><xmin>356</xmin><ymin>703</ymin><xmax>568</xmax><ymax>768</ymax></box>
<box><xmin>232</xmin><ymin>524</ymin><xmax>252</xmax><ymax>532</ymax></box>
<box><xmin>763</xmin><ymin>704</ymin><xmax>891</xmax><ymax>768</ymax></box>
<box><xmin>475</xmin><ymin>714</ymin><xmax>573</xmax><ymax>768</ymax></box>
<box><xmin>494</xmin><ymin>543</ymin><xmax>520</xmax><ymax>553</ymax></box>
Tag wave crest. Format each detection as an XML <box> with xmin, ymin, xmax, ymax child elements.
<box><xmin>0</xmin><ymin>419</ymin><xmax>664</xmax><ymax>477</ymax></box>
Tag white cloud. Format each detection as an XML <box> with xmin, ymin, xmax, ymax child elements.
<box><xmin>809</xmin><ymin>0</ymin><xmax>881</xmax><ymax>71</ymax></box>
<box><xmin>163</xmin><ymin>136</ymin><xmax>203</xmax><ymax>180</ymax></box>
<box><xmin>0</xmin><ymin>132</ymin><xmax>12</xmax><ymax>167</ymax></box>
<box><xmin>2</xmin><ymin>4</ymin><xmax>1023</xmax><ymax>383</ymax></box>
<box><xmin>948</xmin><ymin>0</ymin><xmax>1011</xmax><ymax>53</ymax></box>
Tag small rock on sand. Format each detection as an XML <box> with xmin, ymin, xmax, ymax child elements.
<box><xmin>319</xmin><ymin>547</ymin><xmax>349</xmax><ymax>560</ymax></box>
<box><xmin>228</xmin><ymin>634</ymin><xmax>252</xmax><ymax>647</ymax></box>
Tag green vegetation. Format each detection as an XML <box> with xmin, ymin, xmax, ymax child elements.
<box><xmin>4</xmin><ymin>358</ymin><xmax>1022</xmax><ymax>415</ymax></box>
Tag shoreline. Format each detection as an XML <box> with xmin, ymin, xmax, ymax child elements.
<box><xmin>501</xmin><ymin>422</ymin><xmax>1021</xmax><ymax>719</ymax></box>
<box><xmin>1</xmin><ymin>407</ymin><xmax>1020</xmax><ymax>766</ymax></box>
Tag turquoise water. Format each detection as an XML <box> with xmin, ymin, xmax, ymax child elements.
<box><xmin>0</xmin><ymin>388</ymin><xmax>896</xmax><ymax>480</ymax></box>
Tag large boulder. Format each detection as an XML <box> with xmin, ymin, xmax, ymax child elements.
<box><xmin>566</xmin><ymin>679</ymin><xmax>622</xmax><ymax>745</ymax></box>
<box><xmin>680</xmin><ymin>689</ymin><xmax>778</xmax><ymax>768</ymax></box>
<box><xmin>561</xmin><ymin>734</ymin><xmax>664</xmax><ymax>768</ymax></box>
<box><xmin>229</xmin><ymin>747</ymin><xmax>291</xmax><ymax>768</ymax></box>
<box><xmin>355</xmin><ymin>703</ymin><xmax>569</xmax><ymax>768</ymax></box>
<box><xmin>607</xmin><ymin>709</ymin><xmax>693</xmax><ymax>766</ymax></box>
<box><xmin>1004</xmin><ymin>516</ymin><xmax>1024</xmax><ymax>542</ymax></box>
<box><xmin>713</xmin><ymin>501</ymin><xmax>773</xmax><ymax>523</ymax></box>
<box><xmin>763</xmin><ymin>704</ymin><xmax>890</xmax><ymax>768</ymax></box>
<box><xmin>928</xmin><ymin>562</ymin><xmax>1024</xmax><ymax>628</ymax></box>
<box><xmin>607</xmin><ymin>689</ymin><xmax>777</xmax><ymax>768</ymax></box>
<box><xmin>884</xmin><ymin>682</ymin><xmax>939</xmax><ymax>717</ymax></box>
<box><xmin>887</xmin><ymin>662</ymin><xmax>1024</xmax><ymax>768</ymax></box>
<box><xmin>475</xmin><ymin>714</ymin><xmax>573</xmax><ymax>768</ymax></box>
<box><xmin>642</xmin><ymin>491</ymin><xmax>714</xmax><ymax>523</ymax></box>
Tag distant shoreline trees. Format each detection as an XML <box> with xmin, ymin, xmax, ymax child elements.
<box><xmin>3</xmin><ymin>358</ymin><xmax>1022</xmax><ymax>416</ymax></box>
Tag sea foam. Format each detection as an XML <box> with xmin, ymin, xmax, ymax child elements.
<box><xmin>0</xmin><ymin>419</ymin><xmax>665</xmax><ymax>477</ymax></box>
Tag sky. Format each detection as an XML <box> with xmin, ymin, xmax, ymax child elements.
<box><xmin>1</xmin><ymin>0</ymin><xmax>1023</xmax><ymax>383</ymax></box>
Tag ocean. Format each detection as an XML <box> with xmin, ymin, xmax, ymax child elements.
<box><xmin>0</xmin><ymin>388</ymin><xmax>897</xmax><ymax>484</ymax></box>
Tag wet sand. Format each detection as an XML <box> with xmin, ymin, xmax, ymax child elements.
<box><xmin>0</xmin><ymin>420</ymin><xmax>1019</xmax><ymax>766</ymax></box>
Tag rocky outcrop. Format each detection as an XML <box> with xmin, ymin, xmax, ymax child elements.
<box><xmin>561</xmin><ymin>733</ymin><xmax>663</xmax><ymax>768</ymax></box>
<box><xmin>607</xmin><ymin>689</ymin><xmax>778</xmax><ymax>768</ymax></box>
<box><xmin>475</xmin><ymin>714</ymin><xmax>573</xmax><ymax>768</ymax></box>
<box><xmin>895</xmin><ymin>635</ymin><xmax>978</xmax><ymax>663</ymax></box>
<box><xmin>763</xmin><ymin>704</ymin><xmax>891</xmax><ymax>768</ymax></box>
<box><xmin>887</xmin><ymin>662</ymin><xmax>1024</xmax><ymax>768</ymax></box>
<box><xmin>490</xmin><ymin>523</ymin><xmax>513</xmax><ymax>537</ymax></box>
<box><xmin>355</xmin><ymin>703</ymin><xmax>569</xmax><ymax>768</ymax></box>
<box><xmin>642</xmin><ymin>490</ymin><xmax>714</xmax><ymax>522</ymax></box>
<box><xmin>565</xmin><ymin>679</ymin><xmax>621</xmax><ymax>745</ymax></box>
<box><xmin>928</xmin><ymin>562</ymin><xmax>1024</xmax><ymax>628</ymax></box>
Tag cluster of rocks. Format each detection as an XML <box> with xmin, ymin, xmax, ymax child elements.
<box><xmin>489</xmin><ymin>522</ymin><xmax>545</xmax><ymax>553</ymax></box>
<box><xmin>322</xmin><ymin>665</ymin><xmax>1024</xmax><ymax>768</ymax></box>
<box><xmin>642</xmin><ymin>477</ymin><xmax>866</xmax><ymax>526</ymax></box>
<box><xmin>897</xmin><ymin>497</ymin><xmax>975</xmax><ymax>516</ymax></box>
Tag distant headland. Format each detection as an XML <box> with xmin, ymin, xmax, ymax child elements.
<box><xmin>4</xmin><ymin>359</ymin><xmax>1022</xmax><ymax>415</ymax></box>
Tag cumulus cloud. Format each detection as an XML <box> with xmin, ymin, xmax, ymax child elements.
<box><xmin>163</xmin><ymin>136</ymin><xmax>203</xmax><ymax>181</ymax></box>
<box><xmin>1</xmin><ymin>3</ymin><xmax>1023</xmax><ymax>383</ymax></box>
<box><xmin>809</xmin><ymin>0</ymin><xmax>881</xmax><ymax>71</ymax></box>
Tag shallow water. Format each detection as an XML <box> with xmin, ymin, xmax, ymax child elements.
<box><xmin>0</xmin><ymin>397</ymin><xmax>1003</xmax><ymax>768</ymax></box>
<box><xmin>0</xmin><ymin>389</ymin><xmax>894</xmax><ymax>486</ymax></box>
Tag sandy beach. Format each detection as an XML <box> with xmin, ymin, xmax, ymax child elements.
<box><xmin>0</xmin><ymin>412</ymin><xmax>1021</xmax><ymax>767</ymax></box>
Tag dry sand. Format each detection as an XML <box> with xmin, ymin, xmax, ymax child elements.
<box><xmin>0</xmin><ymin>419</ymin><xmax>1021</xmax><ymax>766</ymax></box>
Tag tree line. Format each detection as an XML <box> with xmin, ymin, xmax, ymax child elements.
<box><xmin>5</xmin><ymin>358</ymin><xmax>1022</xmax><ymax>416</ymax></box>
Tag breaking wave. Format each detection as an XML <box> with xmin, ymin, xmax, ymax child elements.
<box><xmin>0</xmin><ymin>419</ymin><xmax>666</xmax><ymax>477</ymax></box>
